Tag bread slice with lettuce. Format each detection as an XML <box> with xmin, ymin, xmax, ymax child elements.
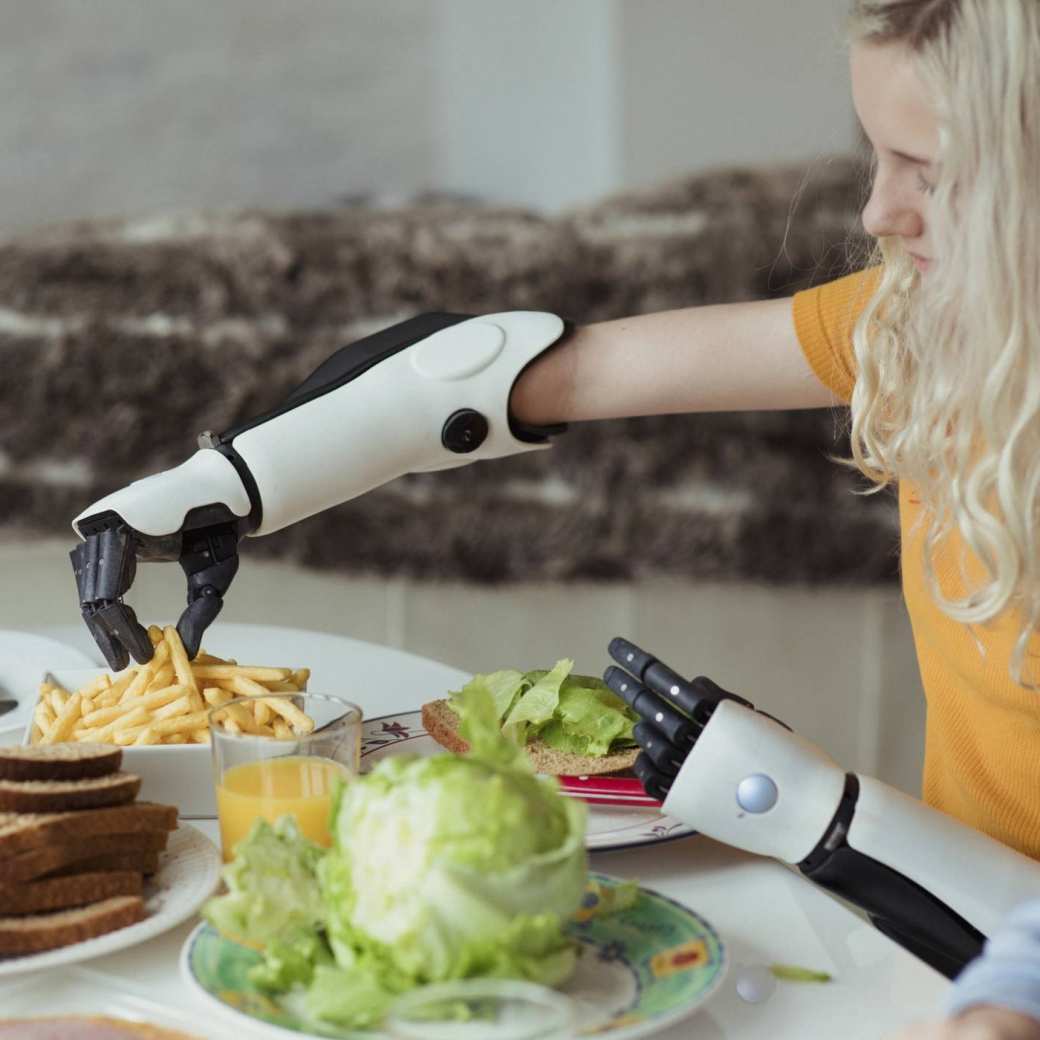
<box><xmin>423</xmin><ymin>658</ymin><xmax>639</xmax><ymax>776</ymax></box>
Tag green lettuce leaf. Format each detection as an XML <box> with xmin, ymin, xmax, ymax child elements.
<box><xmin>501</xmin><ymin>659</ymin><xmax>572</xmax><ymax>744</ymax></box>
<box><xmin>250</xmin><ymin>924</ymin><xmax>334</xmax><ymax>991</ymax></box>
<box><xmin>450</xmin><ymin>660</ymin><xmax>638</xmax><ymax>758</ymax></box>
<box><xmin>454</xmin><ymin>675</ymin><xmax>530</xmax><ymax>773</ymax></box>
<box><xmin>483</xmin><ymin>668</ymin><xmax>528</xmax><ymax>720</ymax></box>
<box><xmin>536</xmin><ymin>681</ymin><xmax>637</xmax><ymax>757</ymax></box>
<box><xmin>303</xmin><ymin>962</ymin><xmax>398</xmax><ymax>1030</ymax></box>
<box><xmin>447</xmin><ymin>668</ymin><xmax>527</xmax><ymax>726</ymax></box>
<box><xmin>205</xmin><ymin>685</ymin><xmax>590</xmax><ymax>1033</ymax></box>
<box><xmin>302</xmin><ymin>681</ymin><xmax>588</xmax><ymax>1028</ymax></box>
<box><xmin>202</xmin><ymin>816</ymin><xmax>326</xmax><ymax>947</ymax></box>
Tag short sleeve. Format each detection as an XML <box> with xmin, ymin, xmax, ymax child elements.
<box><xmin>791</xmin><ymin>267</ymin><xmax>882</xmax><ymax>404</ymax></box>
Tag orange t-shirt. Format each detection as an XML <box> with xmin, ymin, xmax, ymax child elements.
<box><xmin>793</xmin><ymin>268</ymin><xmax>1040</xmax><ymax>860</ymax></box>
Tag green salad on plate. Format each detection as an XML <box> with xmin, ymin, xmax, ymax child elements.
<box><xmin>203</xmin><ymin>681</ymin><xmax>593</xmax><ymax>1031</ymax></box>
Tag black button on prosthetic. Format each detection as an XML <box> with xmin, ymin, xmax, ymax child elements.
<box><xmin>441</xmin><ymin>409</ymin><xmax>489</xmax><ymax>453</ymax></box>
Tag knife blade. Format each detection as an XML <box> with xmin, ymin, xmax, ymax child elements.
<box><xmin>0</xmin><ymin>700</ymin><xmax>17</xmax><ymax>719</ymax></box>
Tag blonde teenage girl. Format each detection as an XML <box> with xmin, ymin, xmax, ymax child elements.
<box><xmin>513</xmin><ymin>0</ymin><xmax>1040</xmax><ymax>865</ymax></box>
<box><xmin>515</xmin><ymin>4</ymin><xmax>1040</xmax><ymax>1033</ymax></box>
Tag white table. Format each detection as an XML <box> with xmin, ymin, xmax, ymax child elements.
<box><xmin>17</xmin><ymin>624</ymin><xmax>951</xmax><ymax>1038</ymax></box>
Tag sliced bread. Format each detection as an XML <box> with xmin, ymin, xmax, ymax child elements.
<box><xmin>421</xmin><ymin>699</ymin><xmax>639</xmax><ymax>776</ymax></box>
<box><xmin>0</xmin><ymin>830</ymin><xmax>170</xmax><ymax>884</ymax></box>
<box><xmin>0</xmin><ymin>894</ymin><xmax>144</xmax><ymax>955</ymax></box>
<box><xmin>0</xmin><ymin>801</ymin><xmax>178</xmax><ymax>858</ymax></box>
<box><xmin>0</xmin><ymin>870</ymin><xmax>142</xmax><ymax>916</ymax></box>
<box><xmin>0</xmin><ymin>743</ymin><xmax>122</xmax><ymax>783</ymax></box>
<box><xmin>47</xmin><ymin>849</ymin><xmax>161</xmax><ymax>878</ymax></box>
<box><xmin>0</xmin><ymin>772</ymin><xmax>140</xmax><ymax>813</ymax></box>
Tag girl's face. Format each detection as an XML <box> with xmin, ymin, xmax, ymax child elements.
<box><xmin>851</xmin><ymin>41</ymin><xmax>940</xmax><ymax>273</ymax></box>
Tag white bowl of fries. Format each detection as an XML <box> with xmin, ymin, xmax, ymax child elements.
<box><xmin>22</xmin><ymin>626</ymin><xmax>313</xmax><ymax>818</ymax></box>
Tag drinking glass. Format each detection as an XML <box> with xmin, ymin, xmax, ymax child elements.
<box><xmin>209</xmin><ymin>692</ymin><xmax>362</xmax><ymax>861</ymax></box>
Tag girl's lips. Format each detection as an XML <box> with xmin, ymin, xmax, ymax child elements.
<box><xmin>909</xmin><ymin>253</ymin><xmax>932</xmax><ymax>272</ymax></box>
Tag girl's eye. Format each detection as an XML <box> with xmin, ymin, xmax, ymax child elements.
<box><xmin>916</xmin><ymin>170</ymin><xmax>936</xmax><ymax>196</ymax></box>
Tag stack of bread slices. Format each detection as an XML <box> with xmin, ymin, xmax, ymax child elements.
<box><xmin>0</xmin><ymin>744</ymin><xmax>178</xmax><ymax>957</ymax></box>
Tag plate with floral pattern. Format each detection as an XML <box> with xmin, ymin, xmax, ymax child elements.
<box><xmin>181</xmin><ymin>873</ymin><xmax>727</xmax><ymax>1040</ymax></box>
<box><xmin>359</xmin><ymin>711</ymin><xmax>696</xmax><ymax>853</ymax></box>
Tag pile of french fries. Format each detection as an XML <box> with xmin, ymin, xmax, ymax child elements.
<box><xmin>31</xmin><ymin>626</ymin><xmax>313</xmax><ymax>747</ymax></box>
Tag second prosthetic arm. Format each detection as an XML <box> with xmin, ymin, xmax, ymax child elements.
<box><xmin>71</xmin><ymin>312</ymin><xmax>570</xmax><ymax>669</ymax></box>
<box><xmin>603</xmin><ymin>637</ymin><xmax>1040</xmax><ymax>980</ymax></box>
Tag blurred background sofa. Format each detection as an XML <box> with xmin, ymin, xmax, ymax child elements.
<box><xmin>2</xmin><ymin>156</ymin><xmax>891</xmax><ymax>582</ymax></box>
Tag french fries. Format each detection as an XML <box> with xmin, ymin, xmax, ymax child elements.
<box><xmin>31</xmin><ymin>629</ymin><xmax>312</xmax><ymax>746</ymax></box>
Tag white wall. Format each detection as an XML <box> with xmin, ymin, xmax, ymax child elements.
<box><xmin>0</xmin><ymin>0</ymin><xmax>437</xmax><ymax>234</ymax></box>
<box><xmin>0</xmin><ymin>0</ymin><xmax>856</xmax><ymax>235</ymax></box>
<box><xmin>618</xmin><ymin>0</ymin><xmax>855</xmax><ymax>188</ymax></box>
<box><xmin>433</xmin><ymin>0</ymin><xmax>620</xmax><ymax>211</ymax></box>
<box><xmin>436</xmin><ymin>0</ymin><xmax>857</xmax><ymax>211</ymax></box>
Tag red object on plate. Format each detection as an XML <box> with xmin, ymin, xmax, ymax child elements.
<box><xmin>556</xmin><ymin>775</ymin><xmax>662</xmax><ymax>808</ymax></box>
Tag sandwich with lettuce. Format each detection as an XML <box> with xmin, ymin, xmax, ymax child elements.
<box><xmin>202</xmin><ymin>680</ymin><xmax>592</xmax><ymax>1032</ymax></box>
<box><xmin>422</xmin><ymin>658</ymin><xmax>640</xmax><ymax>776</ymax></box>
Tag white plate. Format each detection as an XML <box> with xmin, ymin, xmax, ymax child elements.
<box><xmin>362</xmin><ymin>711</ymin><xmax>697</xmax><ymax>853</ymax></box>
<box><xmin>0</xmin><ymin>822</ymin><xmax>222</xmax><ymax>978</ymax></box>
<box><xmin>0</xmin><ymin>629</ymin><xmax>97</xmax><ymax>740</ymax></box>
<box><xmin>0</xmin><ymin>964</ymin><xmax>228</xmax><ymax>1038</ymax></box>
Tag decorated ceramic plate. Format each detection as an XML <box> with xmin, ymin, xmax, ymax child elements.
<box><xmin>360</xmin><ymin>711</ymin><xmax>695</xmax><ymax>853</ymax></box>
<box><xmin>0</xmin><ymin>824</ymin><xmax>222</xmax><ymax>978</ymax></box>
<box><xmin>181</xmin><ymin>873</ymin><xmax>727</xmax><ymax>1040</ymax></box>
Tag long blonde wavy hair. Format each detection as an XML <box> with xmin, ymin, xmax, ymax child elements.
<box><xmin>847</xmin><ymin>0</ymin><xmax>1040</xmax><ymax>682</ymax></box>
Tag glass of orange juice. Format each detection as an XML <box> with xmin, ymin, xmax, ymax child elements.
<box><xmin>209</xmin><ymin>692</ymin><xmax>362</xmax><ymax>861</ymax></box>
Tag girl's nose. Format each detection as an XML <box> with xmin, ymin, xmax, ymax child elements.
<box><xmin>861</xmin><ymin>177</ymin><xmax>924</xmax><ymax>240</ymax></box>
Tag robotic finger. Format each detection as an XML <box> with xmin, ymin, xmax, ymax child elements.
<box><xmin>175</xmin><ymin>520</ymin><xmax>240</xmax><ymax>659</ymax></box>
<box><xmin>631</xmin><ymin>752</ymin><xmax>674</xmax><ymax>803</ymax></box>
<box><xmin>607</xmin><ymin>636</ymin><xmax>751</xmax><ymax>722</ymax></box>
<box><xmin>628</xmin><ymin>714</ymin><xmax>684</xmax><ymax>803</ymax></box>
<box><xmin>603</xmin><ymin>666</ymin><xmax>698</xmax><ymax>751</ymax></box>
<box><xmin>70</xmin><ymin>525</ymin><xmax>153</xmax><ymax>671</ymax></box>
<box><xmin>632</xmin><ymin>720</ymin><xmax>685</xmax><ymax>775</ymax></box>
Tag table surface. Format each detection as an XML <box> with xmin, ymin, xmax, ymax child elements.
<box><xmin>5</xmin><ymin>623</ymin><xmax>950</xmax><ymax>1038</ymax></box>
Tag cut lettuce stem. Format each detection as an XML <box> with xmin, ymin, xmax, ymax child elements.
<box><xmin>769</xmin><ymin>963</ymin><xmax>833</xmax><ymax>983</ymax></box>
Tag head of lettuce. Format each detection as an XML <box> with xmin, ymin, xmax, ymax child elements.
<box><xmin>203</xmin><ymin>682</ymin><xmax>588</xmax><ymax>1031</ymax></box>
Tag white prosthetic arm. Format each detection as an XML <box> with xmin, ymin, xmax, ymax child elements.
<box><xmin>603</xmin><ymin>637</ymin><xmax>1040</xmax><ymax>980</ymax></box>
<box><xmin>70</xmin><ymin>312</ymin><xmax>570</xmax><ymax>668</ymax></box>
